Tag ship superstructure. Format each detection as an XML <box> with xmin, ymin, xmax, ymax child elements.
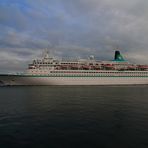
<box><xmin>26</xmin><ymin>50</ymin><xmax>148</xmax><ymax>75</ymax></box>
<box><xmin>0</xmin><ymin>50</ymin><xmax>148</xmax><ymax>85</ymax></box>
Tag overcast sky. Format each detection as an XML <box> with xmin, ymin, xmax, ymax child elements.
<box><xmin>0</xmin><ymin>0</ymin><xmax>148</xmax><ymax>72</ymax></box>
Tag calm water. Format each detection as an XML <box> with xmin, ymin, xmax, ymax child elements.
<box><xmin>0</xmin><ymin>86</ymin><xmax>148</xmax><ymax>148</ymax></box>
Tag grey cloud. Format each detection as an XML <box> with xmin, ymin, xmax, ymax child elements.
<box><xmin>0</xmin><ymin>0</ymin><xmax>148</xmax><ymax>72</ymax></box>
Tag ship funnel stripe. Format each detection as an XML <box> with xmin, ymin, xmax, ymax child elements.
<box><xmin>114</xmin><ymin>51</ymin><xmax>125</xmax><ymax>61</ymax></box>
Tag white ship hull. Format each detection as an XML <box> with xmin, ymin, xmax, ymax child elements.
<box><xmin>0</xmin><ymin>75</ymin><xmax>148</xmax><ymax>86</ymax></box>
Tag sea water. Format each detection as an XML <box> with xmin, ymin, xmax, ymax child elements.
<box><xmin>0</xmin><ymin>86</ymin><xmax>148</xmax><ymax>148</ymax></box>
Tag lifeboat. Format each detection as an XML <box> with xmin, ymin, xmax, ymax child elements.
<box><xmin>138</xmin><ymin>65</ymin><xmax>148</xmax><ymax>70</ymax></box>
<box><xmin>81</xmin><ymin>65</ymin><xmax>90</xmax><ymax>70</ymax></box>
<box><xmin>70</xmin><ymin>65</ymin><xmax>78</xmax><ymax>70</ymax></box>
<box><xmin>103</xmin><ymin>64</ymin><xmax>115</xmax><ymax>70</ymax></box>
<box><xmin>127</xmin><ymin>65</ymin><xmax>137</xmax><ymax>70</ymax></box>
<box><xmin>59</xmin><ymin>65</ymin><xmax>68</xmax><ymax>70</ymax></box>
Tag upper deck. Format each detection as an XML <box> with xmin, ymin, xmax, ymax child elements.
<box><xmin>27</xmin><ymin>50</ymin><xmax>148</xmax><ymax>75</ymax></box>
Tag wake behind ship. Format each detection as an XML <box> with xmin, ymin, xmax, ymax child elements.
<box><xmin>0</xmin><ymin>50</ymin><xmax>148</xmax><ymax>86</ymax></box>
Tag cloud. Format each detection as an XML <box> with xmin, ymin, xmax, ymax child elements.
<box><xmin>0</xmin><ymin>3</ymin><xmax>29</xmax><ymax>30</ymax></box>
<box><xmin>0</xmin><ymin>0</ymin><xmax>148</xmax><ymax>72</ymax></box>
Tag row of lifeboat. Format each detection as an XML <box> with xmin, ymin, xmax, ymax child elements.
<box><xmin>28</xmin><ymin>63</ymin><xmax>148</xmax><ymax>71</ymax></box>
<box><xmin>56</xmin><ymin>64</ymin><xmax>115</xmax><ymax>70</ymax></box>
<box><xmin>55</xmin><ymin>64</ymin><xmax>148</xmax><ymax>71</ymax></box>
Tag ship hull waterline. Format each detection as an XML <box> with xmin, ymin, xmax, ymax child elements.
<box><xmin>0</xmin><ymin>75</ymin><xmax>148</xmax><ymax>86</ymax></box>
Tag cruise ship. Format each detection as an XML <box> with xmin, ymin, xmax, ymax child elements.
<box><xmin>0</xmin><ymin>50</ymin><xmax>148</xmax><ymax>85</ymax></box>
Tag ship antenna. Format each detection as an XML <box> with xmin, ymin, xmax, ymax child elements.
<box><xmin>42</xmin><ymin>49</ymin><xmax>45</xmax><ymax>58</ymax></box>
<box><xmin>45</xmin><ymin>48</ymin><xmax>49</xmax><ymax>59</ymax></box>
<box><xmin>42</xmin><ymin>48</ymin><xmax>49</xmax><ymax>59</ymax></box>
<box><xmin>114</xmin><ymin>46</ymin><xmax>120</xmax><ymax>51</ymax></box>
